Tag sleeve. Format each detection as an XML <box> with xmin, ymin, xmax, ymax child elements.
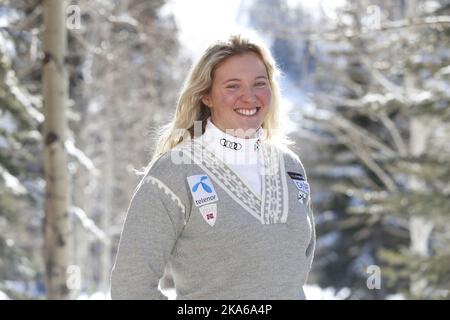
<box><xmin>291</xmin><ymin>148</ymin><xmax>316</xmax><ymax>281</ymax></box>
<box><xmin>304</xmin><ymin>175</ymin><xmax>316</xmax><ymax>284</ymax></box>
<box><xmin>305</xmin><ymin>195</ymin><xmax>316</xmax><ymax>266</ymax></box>
<box><xmin>110</xmin><ymin>174</ymin><xmax>185</xmax><ymax>300</ymax></box>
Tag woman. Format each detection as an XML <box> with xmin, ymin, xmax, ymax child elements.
<box><xmin>111</xmin><ymin>35</ymin><xmax>315</xmax><ymax>300</ymax></box>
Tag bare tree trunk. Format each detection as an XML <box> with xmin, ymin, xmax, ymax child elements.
<box><xmin>404</xmin><ymin>0</ymin><xmax>434</xmax><ymax>298</ymax></box>
<box><xmin>408</xmin><ymin>118</ymin><xmax>433</xmax><ymax>297</ymax></box>
<box><xmin>408</xmin><ymin>119</ymin><xmax>434</xmax><ymax>258</ymax></box>
<box><xmin>42</xmin><ymin>0</ymin><xmax>71</xmax><ymax>300</ymax></box>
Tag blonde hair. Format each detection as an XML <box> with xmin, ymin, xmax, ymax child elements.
<box><xmin>149</xmin><ymin>34</ymin><xmax>291</xmax><ymax>165</ymax></box>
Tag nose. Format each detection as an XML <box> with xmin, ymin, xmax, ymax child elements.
<box><xmin>239</xmin><ymin>86</ymin><xmax>258</xmax><ymax>104</ymax></box>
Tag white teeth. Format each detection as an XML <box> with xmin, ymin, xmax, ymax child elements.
<box><xmin>235</xmin><ymin>108</ymin><xmax>258</xmax><ymax>116</ymax></box>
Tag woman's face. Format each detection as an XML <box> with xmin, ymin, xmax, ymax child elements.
<box><xmin>202</xmin><ymin>53</ymin><xmax>272</xmax><ymax>137</ymax></box>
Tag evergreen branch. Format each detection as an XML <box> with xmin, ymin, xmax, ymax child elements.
<box><xmin>350</xmin><ymin>45</ymin><xmax>409</xmax><ymax>103</ymax></box>
<box><xmin>334</xmin><ymin>114</ymin><xmax>397</xmax><ymax>157</ymax></box>
<box><xmin>251</xmin><ymin>14</ymin><xmax>450</xmax><ymax>41</ymax></box>
<box><xmin>328</xmin><ymin>124</ymin><xmax>398</xmax><ymax>192</ymax></box>
<box><xmin>306</xmin><ymin>109</ymin><xmax>398</xmax><ymax>157</ymax></box>
<box><xmin>378</xmin><ymin>112</ymin><xmax>408</xmax><ymax>156</ymax></box>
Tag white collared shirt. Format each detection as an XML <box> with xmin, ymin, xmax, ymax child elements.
<box><xmin>200</xmin><ymin>118</ymin><xmax>263</xmax><ymax>196</ymax></box>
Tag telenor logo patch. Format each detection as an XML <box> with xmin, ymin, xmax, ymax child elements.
<box><xmin>187</xmin><ymin>174</ymin><xmax>219</xmax><ymax>207</ymax></box>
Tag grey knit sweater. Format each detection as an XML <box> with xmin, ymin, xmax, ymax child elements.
<box><xmin>110</xmin><ymin>138</ymin><xmax>315</xmax><ymax>300</ymax></box>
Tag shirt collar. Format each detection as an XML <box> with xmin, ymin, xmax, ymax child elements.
<box><xmin>199</xmin><ymin>117</ymin><xmax>264</xmax><ymax>165</ymax></box>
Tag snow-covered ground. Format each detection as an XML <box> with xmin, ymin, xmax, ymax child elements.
<box><xmin>1</xmin><ymin>286</ymin><xmax>405</xmax><ymax>300</ymax></box>
<box><xmin>77</xmin><ymin>291</ymin><xmax>111</xmax><ymax>300</ymax></box>
<box><xmin>0</xmin><ymin>290</ymin><xmax>11</xmax><ymax>300</ymax></box>
<box><xmin>159</xmin><ymin>285</ymin><xmax>351</xmax><ymax>300</ymax></box>
<box><xmin>70</xmin><ymin>284</ymin><xmax>351</xmax><ymax>300</ymax></box>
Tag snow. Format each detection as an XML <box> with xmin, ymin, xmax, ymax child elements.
<box><xmin>160</xmin><ymin>285</ymin><xmax>351</xmax><ymax>300</ymax></box>
<box><xmin>0</xmin><ymin>166</ymin><xmax>27</xmax><ymax>195</ymax></box>
<box><xmin>0</xmin><ymin>135</ymin><xmax>9</xmax><ymax>149</ymax></box>
<box><xmin>108</xmin><ymin>13</ymin><xmax>138</xmax><ymax>27</ymax></box>
<box><xmin>161</xmin><ymin>288</ymin><xmax>176</xmax><ymax>300</ymax></box>
<box><xmin>0</xmin><ymin>30</ymin><xmax>16</xmax><ymax>60</ymax></box>
<box><xmin>283</xmin><ymin>0</ymin><xmax>346</xmax><ymax>22</ymax></box>
<box><xmin>362</xmin><ymin>92</ymin><xmax>391</xmax><ymax>105</ymax></box>
<box><xmin>304</xmin><ymin>284</ymin><xmax>351</xmax><ymax>300</ymax></box>
<box><xmin>314</xmin><ymin>210</ymin><xmax>337</xmax><ymax>225</ymax></box>
<box><xmin>422</xmin><ymin>1</ymin><xmax>441</xmax><ymax>14</ymax></box>
<box><xmin>77</xmin><ymin>291</ymin><xmax>111</xmax><ymax>300</ymax></box>
<box><xmin>386</xmin><ymin>293</ymin><xmax>405</xmax><ymax>300</ymax></box>
<box><xmin>0</xmin><ymin>109</ymin><xmax>18</xmax><ymax>133</ymax></box>
<box><xmin>0</xmin><ymin>290</ymin><xmax>11</xmax><ymax>300</ymax></box>
<box><xmin>1</xmin><ymin>280</ymin><xmax>43</xmax><ymax>298</ymax></box>
<box><xmin>410</xmin><ymin>90</ymin><xmax>433</xmax><ymax>104</ymax></box>
<box><xmin>21</xmin><ymin>178</ymin><xmax>45</xmax><ymax>205</ymax></box>
<box><xmin>64</xmin><ymin>139</ymin><xmax>97</xmax><ymax>173</ymax></box>
<box><xmin>437</xmin><ymin>65</ymin><xmax>450</xmax><ymax>76</ymax></box>
<box><xmin>2</xmin><ymin>70</ymin><xmax>44</xmax><ymax>124</ymax></box>
<box><xmin>70</xmin><ymin>206</ymin><xmax>108</xmax><ymax>244</ymax></box>
<box><xmin>316</xmin><ymin>231</ymin><xmax>341</xmax><ymax>250</ymax></box>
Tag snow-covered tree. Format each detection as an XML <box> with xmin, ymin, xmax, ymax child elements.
<box><xmin>1</xmin><ymin>0</ymin><xmax>185</xmax><ymax>298</ymax></box>
<box><xmin>248</xmin><ymin>0</ymin><xmax>450</xmax><ymax>299</ymax></box>
<box><xmin>67</xmin><ymin>0</ymin><xmax>187</xmax><ymax>296</ymax></box>
<box><xmin>308</xmin><ymin>0</ymin><xmax>450</xmax><ymax>299</ymax></box>
<box><xmin>0</xmin><ymin>0</ymin><xmax>46</xmax><ymax>299</ymax></box>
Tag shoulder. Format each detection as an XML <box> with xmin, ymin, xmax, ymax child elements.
<box><xmin>145</xmin><ymin>152</ymin><xmax>177</xmax><ymax>179</ymax></box>
<box><xmin>268</xmin><ymin>142</ymin><xmax>301</xmax><ymax>164</ymax></box>
<box><xmin>135</xmin><ymin>145</ymin><xmax>193</xmax><ymax>211</ymax></box>
<box><xmin>276</xmin><ymin>144</ymin><xmax>301</xmax><ymax>162</ymax></box>
<box><xmin>146</xmin><ymin>140</ymin><xmax>192</xmax><ymax>178</ymax></box>
<box><xmin>270</xmin><ymin>143</ymin><xmax>309</xmax><ymax>179</ymax></box>
<box><xmin>140</xmin><ymin>140</ymin><xmax>196</xmax><ymax>197</ymax></box>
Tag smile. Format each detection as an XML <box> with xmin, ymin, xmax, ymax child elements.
<box><xmin>234</xmin><ymin>107</ymin><xmax>261</xmax><ymax>117</ymax></box>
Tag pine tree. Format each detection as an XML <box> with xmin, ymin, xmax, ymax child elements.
<box><xmin>308</xmin><ymin>0</ymin><xmax>450</xmax><ymax>299</ymax></box>
<box><xmin>0</xmin><ymin>1</ymin><xmax>46</xmax><ymax>299</ymax></box>
<box><xmin>1</xmin><ymin>0</ymin><xmax>184</xmax><ymax>298</ymax></box>
<box><xmin>248</xmin><ymin>0</ymin><xmax>450</xmax><ymax>299</ymax></box>
<box><xmin>67</xmin><ymin>0</ymin><xmax>186</xmax><ymax>296</ymax></box>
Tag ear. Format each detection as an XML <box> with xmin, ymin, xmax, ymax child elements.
<box><xmin>202</xmin><ymin>95</ymin><xmax>212</xmax><ymax>108</ymax></box>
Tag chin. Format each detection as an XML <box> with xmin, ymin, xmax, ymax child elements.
<box><xmin>240</xmin><ymin>118</ymin><xmax>263</xmax><ymax>128</ymax></box>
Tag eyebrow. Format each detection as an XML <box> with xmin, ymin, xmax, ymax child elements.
<box><xmin>222</xmin><ymin>76</ymin><xmax>268</xmax><ymax>84</ymax></box>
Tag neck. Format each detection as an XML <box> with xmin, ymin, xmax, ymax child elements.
<box><xmin>214</xmin><ymin>124</ymin><xmax>258</xmax><ymax>139</ymax></box>
<box><xmin>208</xmin><ymin>118</ymin><xmax>261</xmax><ymax>139</ymax></box>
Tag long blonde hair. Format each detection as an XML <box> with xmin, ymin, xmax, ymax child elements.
<box><xmin>150</xmin><ymin>34</ymin><xmax>290</xmax><ymax>165</ymax></box>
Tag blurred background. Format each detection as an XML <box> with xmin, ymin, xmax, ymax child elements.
<box><xmin>0</xmin><ymin>0</ymin><xmax>449</xmax><ymax>300</ymax></box>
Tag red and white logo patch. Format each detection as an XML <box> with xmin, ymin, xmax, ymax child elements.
<box><xmin>199</xmin><ymin>203</ymin><xmax>217</xmax><ymax>227</ymax></box>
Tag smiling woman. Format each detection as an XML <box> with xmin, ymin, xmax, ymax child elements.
<box><xmin>201</xmin><ymin>53</ymin><xmax>272</xmax><ymax>135</ymax></box>
<box><xmin>110</xmin><ymin>35</ymin><xmax>316</xmax><ymax>300</ymax></box>
<box><xmin>150</xmin><ymin>34</ymin><xmax>286</xmax><ymax>155</ymax></box>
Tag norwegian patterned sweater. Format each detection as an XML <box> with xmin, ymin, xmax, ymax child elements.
<box><xmin>110</xmin><ymin>136</ymin><xmax>316</xmax><ymax>300</ymax></box>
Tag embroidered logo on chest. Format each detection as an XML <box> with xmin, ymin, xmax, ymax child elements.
<box><xmin>187</xmin><ymin>174</ymin><xmax>219</xmax><ymax>207</ymax></box>
<box><xmin>287</xmin><ymin>171</ymin><xmax>310</xmax><ymax>204</ymax></box>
